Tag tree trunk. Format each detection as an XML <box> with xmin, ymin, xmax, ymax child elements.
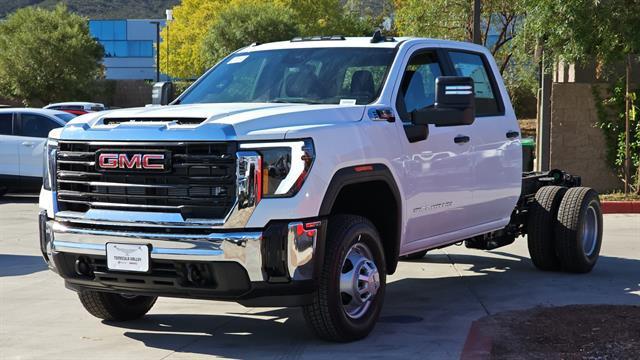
<box><xmin>624</xmin><ymin>54</ymin><xmax>631</xmax><ymax>194</ymax></box>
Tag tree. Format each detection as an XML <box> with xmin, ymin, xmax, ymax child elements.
<box><xmin>516</xmin><ymin>0</ymin><xmax>640</xmax><ymax>193</ymax></box>
<box><xmin>0</xmin><ymin>4</ymin><xmax>104</xmax><ymax>105</ymax></box>
<box><xmin>158</xmin><ymin>0</ymin><xmax>227</xmax><ymax>79</ymax></box>
<box><xmin>160</xmin><ymin>0</ymin><xmax>379</xmax><ymax>79</ymax></box>
<box><xmin>202</xmin><ymin>2</ymin><xmax>298</xmax><ymax>65</ymax></box>
<box><xmin>281</xmin><ymin>0</ymin><xmax>376</xmax><ymax>37</ymax></box>
<box><xmin>394</xmin><ymin>0</ymin><xmax>526</xmax><ymax>77</ymax></box>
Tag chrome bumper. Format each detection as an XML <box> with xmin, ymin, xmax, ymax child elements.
<box><xmin>45</xmin><ymin>219</ymin><xmax>318</xmax><ymax>283</ymax></box>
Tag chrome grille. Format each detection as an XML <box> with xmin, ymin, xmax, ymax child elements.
<box><xmin>56</xmin><ymin>141</ymin><xmax>237</xmax><ymax>220</ymax></box>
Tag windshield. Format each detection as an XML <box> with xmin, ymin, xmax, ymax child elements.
<box><xmin>178</xmin><ymin>48</ymin><xmax>396</xmax><ymax>105</ymax></box>
<box><xmin>55</xmin><ymin>113</ymin><xmax>77</xmax><ymax>122</ymax></box>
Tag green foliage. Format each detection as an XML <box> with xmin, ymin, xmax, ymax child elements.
<box><xmin>592</xmin><ymin>82</ymin><xmax>640</xmax><ymax>192</ymax></box>
<box><xmin>282</xmin><ymin>0</ymin><xmax>376</xmax><ymax>37</ymax></box>
<box><xmin>161</xmin><ymin>0</ymin><xmax>380</xmax><ymax>79</ymax></box>
<box><xmin>0</xmin><ymin>0</ymin><xmax>180</xmax><ymax>19</ymax></box>
<box><xmin>393</xmin><ymin>0</ymin><xmax>529</xmax><ymax>97</ymax></box>
<box><xmin>0</xmin><ymin>4</ymin><xmax>104</xmax><ymax>105</ymax></box>
<box><xmin>514</xmin><ymin>0</ymin><xmax>640</xmax><ymax>74</ymax></box>
<box><xmin>202</xmin><ymin>2</ymin><xmax>299</xmax><ymax>66</ymax></box>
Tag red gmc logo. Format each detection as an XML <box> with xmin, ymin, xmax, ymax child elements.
<box><xmin>97</xmin><ymin>152</ymin><xmax>168</xmax><ymax>171</ymax></box>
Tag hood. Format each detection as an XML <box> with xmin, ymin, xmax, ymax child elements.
<box><xmin>60</xmin><ymin>103</ymin><xmax>365</xmax><ymax>141</ymax></box>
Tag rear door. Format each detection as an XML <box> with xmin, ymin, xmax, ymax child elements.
<box><xmin>0</xmin><ymin>112</ymin><xmax>19</xmax><ymax>176</ymax></box>
<box><xmin>445</xmin><ymin>50</ymin><xmax>521</xmax><ymax>226</ymax></box>
<box><xmin>17</xmin><ymin>113</ymin><xmax>63</xmax><ymax>178</ymax></box>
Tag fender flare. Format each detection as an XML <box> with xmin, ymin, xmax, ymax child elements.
<box><xmin>319</xmin><ymin>164</ymin><xmax>403</xmax><ymax>273</ymax></box>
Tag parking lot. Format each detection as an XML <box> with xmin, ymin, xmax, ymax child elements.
<box><xmin>1</xmin><ymin>194</ymin><xmax>638</xmax><ymax>359</ymax></box>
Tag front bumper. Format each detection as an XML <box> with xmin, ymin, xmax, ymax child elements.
<box><xmin>39</xmin><ymin>211</ymin><xmax>323</xmax><ymax>306</ymax></box>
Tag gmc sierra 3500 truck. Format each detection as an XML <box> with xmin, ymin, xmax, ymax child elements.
<box><xmin>38</xmin><ymin>34</ymin><xmax>603</xmax><ymax>342</ymax></box>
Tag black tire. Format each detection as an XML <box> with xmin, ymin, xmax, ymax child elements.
<box><xmin>78</xmin><ymin>290</ymin><xmax>157</xmax><ymax>321</ymax></box>
<box><xmin>555</xmin><ymin>187</ymin><xmax>603</xmax><ymax>273</ymax></box>
<box><xmin>527</xmin><ymin>186</ymin><xmax>567</xmax><ymax>271</ymax></box>
<box><xmin>303</xmin><ymin>215</ymin><xmax>386</xmax><ymax>342</ymax></box>
<box><xmin>399</xmin><ymin>250</ymin><xmax>428</xmax><ymax>261</ymax></box>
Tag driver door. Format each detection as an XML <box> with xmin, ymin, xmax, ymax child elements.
<box><xmin>394</xmin><ymin>48</ymin><xmax>477</xmax><ymax>247</ymax></box>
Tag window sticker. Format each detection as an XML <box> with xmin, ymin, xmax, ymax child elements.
<box><xmin>339</xmin><ymin>99</ymin><xmax>357</xmax><ymax>105</ymax></box>
<box><xmin>227</xmin><ymin>55</ymin><xmax>248</xmax><ymax>64</ymax></box>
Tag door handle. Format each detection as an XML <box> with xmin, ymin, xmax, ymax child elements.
<box><xmin>21</xmin><ymin>141</ymin><xmax>35</xmax><ymax>147</ymax></box>
<box><xmin>454</xmin><ymin>135</ymin><xmax>470</xmax><ymax>144</ymax></box>
<box><xmin>506</xmin><ymin>131</ymin><xmax>520</xmax><ymax>139</ymax></box>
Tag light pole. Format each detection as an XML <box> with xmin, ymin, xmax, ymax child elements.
<box><xmin>166</xmin><ymin>9</ymin><xmax>173</xmax><ymax>79</ymax></box>
<box><xmin>150</xmin><ymin>21</ymin><xmax>160</xmax><ymax>82</ymax></box>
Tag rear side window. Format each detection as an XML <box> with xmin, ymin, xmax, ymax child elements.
<box><xmin>0</xmin><ymin>113</ymin><xmax>12</xmax><ymax>135</ymax></box>
<box><xmin>18</xmin><ymin>114</ymin><xmax>61</xmax><ymax>138</ymax></box>
<box><xmin>448</xmin><ymin>51</ymin><xmax>502</xmax><ymax>116</ymax></box>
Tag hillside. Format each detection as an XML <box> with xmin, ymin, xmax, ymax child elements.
<box><xmin>0</xmin><ymin>0</ymin><xmax>180</xmax><ymax>19</ymax></box>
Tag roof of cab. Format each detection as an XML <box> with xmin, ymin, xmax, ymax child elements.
<box><xmin>0</xmin><ymin>107</ymin><xmax>74</xmax><ymax>117</ymax></box>
<box><xmin>44</xmin><ymin>102</ymin><xmax>104</xmax><ymax>108</ymax></box>
<box><xmin>240</xmin><ymin>36</ymin><xmax>489</xmax><ymax>54</ymax></box>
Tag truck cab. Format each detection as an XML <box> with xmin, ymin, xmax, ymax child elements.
<box><xmin>39</xmin><ymin>35</ymin><xmax>602</xmax><ymax>342</ymax></box>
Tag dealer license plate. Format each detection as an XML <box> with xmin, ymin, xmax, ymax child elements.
<box><xmin>106</xmin><ymin>243</ymin><xmax>150</xmax><ymax>272</ymax></box>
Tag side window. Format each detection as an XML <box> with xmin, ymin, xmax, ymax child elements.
<box><xmin>18</xmin><ymin>114</ymin><xmax>60</xmax><ymax>138</ymax></box>
<box><xmin>448</xmin><ymin>51</ymin><xmax>501</xmax><ymax>116</ymax></box>
<box><xmin>0</xmin><ymin>113</ymin><xmax>13</xmax><ymax>135</ymax></box>
<box><xmin>396</xmin><ymin>51</ymin><xmax>443</xmax><ymax>122</ymax></box>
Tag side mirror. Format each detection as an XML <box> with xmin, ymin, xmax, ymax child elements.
<box><xmin>151</xmin><ymin>81</ymin><xmax>175</xmax><ymax>105</ymax></box>
<box><xmin>411</xmin><ymin>76</ymin><xmax>475</xmax><ymax>127</ymax></box>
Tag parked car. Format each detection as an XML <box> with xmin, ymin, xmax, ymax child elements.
<box><xmin>39</xmin><ymin>35</ymin><xmax>603</xmax><ymax>342</ymax></box>
<box><xmin>44</xmin><ymin>102</ymin><xmax>105</xmax><ymax>115</ymax></box>
<box><xmin>0</xmin><ymin>108</ymin><xmax>75</xmax><ymax>195</ymax></box>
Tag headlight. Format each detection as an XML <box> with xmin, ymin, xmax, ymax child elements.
<box><xmin>239</xmin><ymin>139</ymin><xmax>314</xmax><ymax>198</ymax></box>
<box><xmin>43</xmin><ymin>139</ymin><xmax>57</xmax><ymax>191</ymax></box>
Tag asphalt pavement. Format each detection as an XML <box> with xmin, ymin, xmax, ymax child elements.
<box><xmin>1</xmin><ymin>194</ymin><xmax>638</xmax><ymax>359</ymax></box>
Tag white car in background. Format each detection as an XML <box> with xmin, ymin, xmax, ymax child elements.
<box><xmin>0</xmin><ymin>108</ymin><xmax>75</xmax><ymax>195</ymax></box>
<box><xmin>44</xmin><ymin>102</ymin><xmax>105</xmax><ymax>115</ymax></box>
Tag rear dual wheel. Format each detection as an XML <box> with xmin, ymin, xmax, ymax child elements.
<box><xmin>528</xmin><ymin>186</ymin><xmax>603</xmax><ymax>273</ymax></box>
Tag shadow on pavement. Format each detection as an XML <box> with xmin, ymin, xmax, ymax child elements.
<box><xmin>0</xmin><ymin>194</ymin><xmax>39</xmax><ymax>205</ymax></box>
<box><xmin>0</xmin><ymin>254</ymin><xmax>47</xmax><ymax>277</ymax></box>
<box><xmin>104</xmin><ymin>252</ymin><xmax>640</xmax><ymax>357</ymax></box>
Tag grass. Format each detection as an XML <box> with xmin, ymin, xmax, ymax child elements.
<box><xmin>600</xmin><ymin>191</ymin><xmax>640</xmax><ymax>201</ymax></box>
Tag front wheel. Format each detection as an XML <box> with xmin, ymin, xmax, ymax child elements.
<box><xmin>303</xmin><ymin>215</ymin><xmax>386</xmax><ymax>342</ymax></box>
<box><xmin>78</xmin><ymin>290</ymin><xmax>157</xmax><ymax>321</ymax></box>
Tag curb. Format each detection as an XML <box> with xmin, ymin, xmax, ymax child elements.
<box><xmin>601</xmin><ymin>201</ymin><xmax>640</xmax><ymax>214</ymax></box>
<box><xmin>460</xmin><ymin>320</ymin><xmax>492</xmax><ymax>360</ymax></box>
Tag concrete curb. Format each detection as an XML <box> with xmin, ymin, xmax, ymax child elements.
<box><xmin>460</xmin><ymin>320</ymin><xmax>492</xmax><ymax>360</ymax></box>
<box><xmin>601</xmin><ymin>201</ymin><xmax>640</xmax><ymax>214</ymax></box>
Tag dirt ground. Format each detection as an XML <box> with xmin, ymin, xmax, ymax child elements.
<box><xmin>519</xmin><ymin>118</ymin><xmax>537</xmax><ymax>139</ymax></box>
<box><xmin>474</xmin><ymin>305</ymin><xmax>640</xmax><ymax>359</ymax></box>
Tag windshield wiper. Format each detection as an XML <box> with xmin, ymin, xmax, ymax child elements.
<box><xmin>269</xmin><ymin>98</ymin><xmax>327</xmax><ymax>105</ymax></box>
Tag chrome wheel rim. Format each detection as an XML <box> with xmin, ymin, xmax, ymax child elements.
<box><xmin>582</xmin><ymin>202</ymin><xmax>598</xmax><ymax>256</ymax></box>
<box><xmin>339</xmin><ymin>238</ymin><xmax>380</xmax><ymax>319</ymax></box>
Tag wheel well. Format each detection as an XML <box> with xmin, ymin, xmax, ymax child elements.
<box><xmin>329</xmin><ymin>180</ymin><xmax>400</xmax><ymax>274</ymax></box>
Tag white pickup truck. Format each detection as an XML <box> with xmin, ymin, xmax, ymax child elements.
<box><xmin>38</xmin><ymin>34</ymin><xmax>603</xmax><ymax>342</ymax></box>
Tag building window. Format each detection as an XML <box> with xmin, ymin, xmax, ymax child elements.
<box><xmin>101</xmin><ymin>40</ymin><xmax>153</xmax><ymax>57</ymax></box>
<box><xmin>89</xmin><ymin>20</ymin><xmax>126</xmax><ymax>41</ymax></box>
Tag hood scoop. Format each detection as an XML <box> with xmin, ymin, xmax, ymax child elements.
<box><xmin>101</xmin><ymin>117</ymin><xmax>206</xmax><ymax>126</ymax></box>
